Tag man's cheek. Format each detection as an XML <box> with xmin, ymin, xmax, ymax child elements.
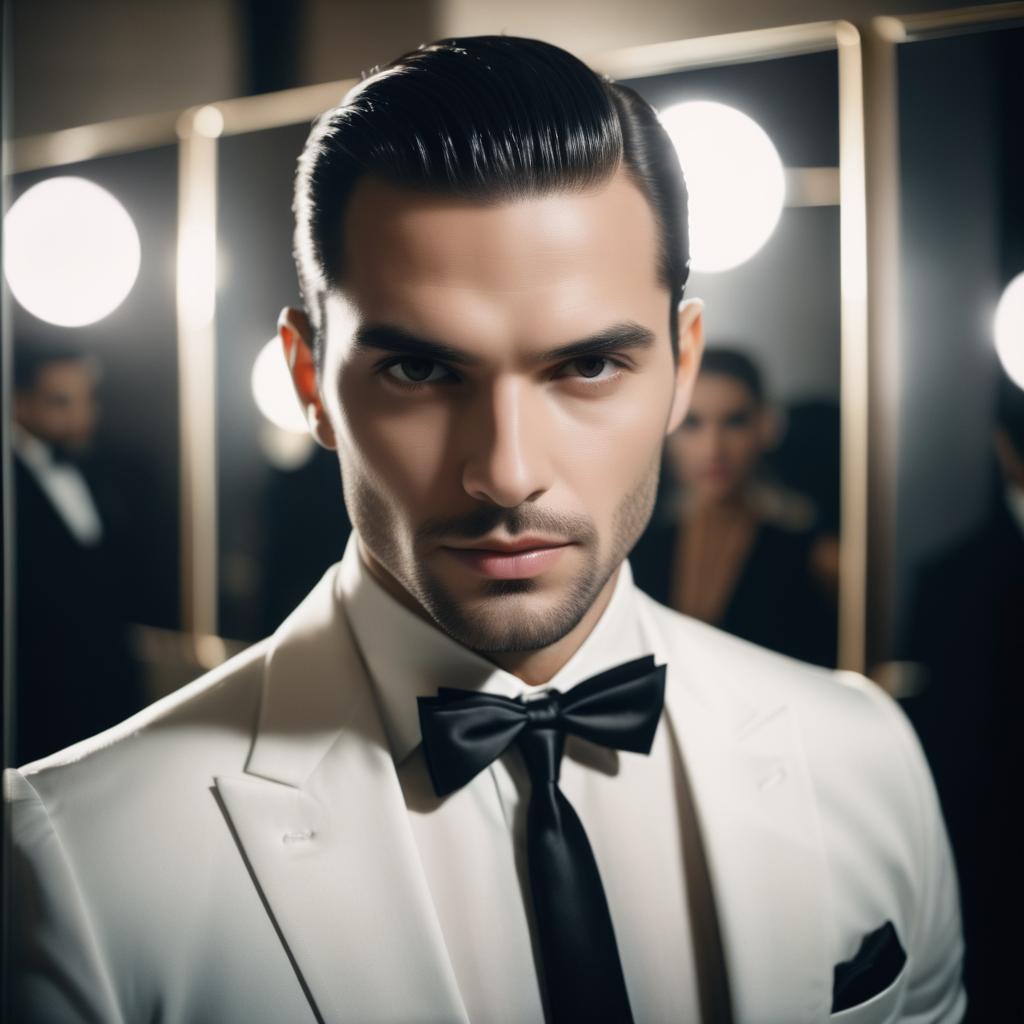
<box><xmin>352</xmin><ymin>434</ymin><xmax>449</xmax><ymax>516</ymax></box>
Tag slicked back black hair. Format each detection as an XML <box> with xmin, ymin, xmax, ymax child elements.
<box><xmin>292</xmin><ymin>35</ymin><xmax>690</xmax><ymax>367</ymax></box>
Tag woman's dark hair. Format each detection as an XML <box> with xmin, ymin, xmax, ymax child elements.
<box><xmin>292</xmin><ymin>35</ymin><xmax>690</xmax><ymax>368</ymax></box>
<box><xmin>697</xmin><ymin>347</ymin><xmax>765</xmax><ymax>403</ymax></box>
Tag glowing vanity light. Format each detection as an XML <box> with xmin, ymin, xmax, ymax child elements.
<box><xmin>994</xmin><ymin>272</ymin><xmax>1024</xmax><ymax>390</ymax></box>
<box><xmin>659</xmin><ymin>101</ymin><xmax>785</xmax><ymax>273</ymax></box>
<box><xmin>251</xmin><ymin>337</ymin><xmax>309</xmax><ymax>434</ymax></box>
<box><xmin>4</xmin><ymin>176</ymin><xmax>141</xmax><ymax>326</ymax></box>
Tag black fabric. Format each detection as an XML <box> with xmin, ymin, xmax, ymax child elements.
<box><xmin>13</xmin><ymin>454</ymin><xmax>144</xmax><ymax>764</ymax></box>
<box><xmin>831</xmin><ymin>921</ymin><xmax>907</xmax><ymax>1012</ymax></box>
<box><xmin>417</xmin><ymin>655</ymin><xmax>667</xmax><ymax>1023</ymax></box>
<box><xmin>630</xmin><ymin>518</ymin><xmax>837</xmax><ymax>668</ymax></box>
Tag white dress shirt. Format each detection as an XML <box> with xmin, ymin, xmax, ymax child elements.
<box><xmin>337</xmin><ymin>533</ymin><xmax>703</xmax><ymax>1023</ymax></box>
<box><xmin>11</xmin><ymin>423</ymin><xmax>103</xmax><ymax>546</ymax></box>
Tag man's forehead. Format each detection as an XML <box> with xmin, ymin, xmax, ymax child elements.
<box><xmin>39</xmin><ymin>360</ymin><xmax>95</xmax><ymax>385</ymax></box>
<box><xmin>328</xmin><ymin>169</ymin><xmax>667</xmax><ymax>358</ymax></box>
<box><xmin>340</xmin><ymin>168</ymin><xmax>662</xmax><ymax>297</ymax></box>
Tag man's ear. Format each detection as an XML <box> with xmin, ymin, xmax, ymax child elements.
<box><xmin>278</xmin><ymin>306</ymin><xmax>337</xmax><ymax>450</ymax></box>
<box><xmin>666</xmin><ymin>298</ymin><xmax>705</xmax><ymax>436</ymax></box>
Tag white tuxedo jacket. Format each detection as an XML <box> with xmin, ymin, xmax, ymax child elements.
<box><xmin>6</xmin><ymin>561</ymin><xmax>965</xmax><ymax>1023</ymax></box>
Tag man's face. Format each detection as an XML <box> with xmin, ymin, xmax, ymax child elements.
<box><xmin>668</xmin><ymin>373</ymin><xmax>764</xmax><ymax>504</ymax></box>
<box><xmin>297</xmin><ymin>170</ymin><xmax>701</xmax><ymax>653</ymax></box>
<box><xmin>14</xmin><ymin>359</ymin><xmax>99</xmax><ymax>453</ymax></box>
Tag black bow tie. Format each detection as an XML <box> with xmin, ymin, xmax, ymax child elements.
<box><xmin>417</xmin><ymin>653</ymin><xmax>667</xmax><ymax>1023</ymax></box>
<box><xmin>417</xmin><ymin>653</ymin><xmax>666</xmax><ymax>795</ymax></box>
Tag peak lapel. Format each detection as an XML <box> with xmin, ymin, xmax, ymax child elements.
<box><xmin>215</xmin><ymin>566</ymin><xmax>469</xmax><ymax>1024</ymax></box>
<box><xmin>636</xmin><ymin>595</ymin><xmax>832</xmax><ymax>1023</ymax></box>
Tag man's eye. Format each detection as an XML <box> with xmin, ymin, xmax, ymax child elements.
<box><xmin>559</xmin><ymin>357</ymin><xmax>621</xmax><ymax>382</ymax></box>
<box><xmin>381</xmin><ymin>355</ymin><xmax>624</xmax><ymax>389</ymax></box>
<box><xmin>383</xmin><ymin>358</ymin><xmax>451</xmax><ymax>386</ymax></box>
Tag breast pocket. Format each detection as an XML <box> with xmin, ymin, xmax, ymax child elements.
<box><xmin>829</xmin><ymin>959</ymin><xmax>908</xmax><ymax>1023</ymax></box>
<box><xmin>829</xmin><ymin>920</ymin><xmax>909</xmax><ymax>1024</ymax></box>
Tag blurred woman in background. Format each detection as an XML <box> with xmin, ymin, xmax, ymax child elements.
<box><xmin>631</xmin><ymin>348</ymin><xmax>838</xmax><ymax>667</ymax></box>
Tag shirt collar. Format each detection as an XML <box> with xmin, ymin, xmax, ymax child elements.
<box><xmin>336</xmin><ymin>529</ymin><xmax>649</xmax><ymax>765</ymax></box>
<box><xmin>11</xmin><ymin>423</ymin><xmax>56</xmax><ymax>472</ymax></box>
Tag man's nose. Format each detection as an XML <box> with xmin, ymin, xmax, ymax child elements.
<box><xmin>461</xmin><ymin>377</ymin><xmax>553</xmax><ymax>507</ymax></box>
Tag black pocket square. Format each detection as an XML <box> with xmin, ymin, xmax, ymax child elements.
<box><xmin>831</xmin><ymin>921</ymin><xmax>907</xmax><ymax>1013</ymax></box>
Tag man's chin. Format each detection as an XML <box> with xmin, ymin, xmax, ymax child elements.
<box><xmin>436</xmin><ymin>611</ymin><xmax>575</xmax><ymax>655</ymax></box>
<box><xmin>416</xmin><ymin>566</ymin><xmax>600</xmax><ymax>654</ymax></box>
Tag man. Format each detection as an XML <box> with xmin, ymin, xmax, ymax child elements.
<box><xmin>10</xmin><ymin>344</ymin><xmax>142</xmax><ymax>764</ymax></box>
<box><xmin>6</xmin><ymin>37</ymin><xmax>964</xmax><ymax>1023</ymax></box>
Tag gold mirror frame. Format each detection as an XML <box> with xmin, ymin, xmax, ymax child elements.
<box><xmin>862</xmin><ymin>1</ymin><xmax>1024</xmax><ymax>674</ymax></box>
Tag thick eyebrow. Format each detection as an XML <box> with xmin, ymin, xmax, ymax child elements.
<box><xmin>351</xmin><ymin>321</ymin><xmax>657</xmax><ymax>369</ymax></box>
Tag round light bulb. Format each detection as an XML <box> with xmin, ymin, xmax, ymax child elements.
<box><xmin>659</xmin><ymin>100</ymin><xmax>785</xmax><ymax>273</ymax></box>
<box><xmin>4</xmin><ymin>176</ymin><xmax>141</xmax><ymax>326</ymax></box>
<box><xmin>994</xmin><ymin>272</ymin><xmax>1024</xmax><ymax>391</ymax></box>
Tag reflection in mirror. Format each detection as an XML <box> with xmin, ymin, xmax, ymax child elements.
<box><xmin>216</xmin><ymin>122</ymin><xmax>352</xmax><ymax>642</ymax></box>
<box><xmin>6</xmin><ymin>148</ymin><xmax>182</xmax><ymax>766</ymax></box>
<box><xmin>621</xmin><ymin>51</ymin><xmax>842</xmax><ymax>668</ymax></box>
<box><xmin>880</xmin><ymin>17</ymin><xmax>1024</xmax><ymax>1020</ymax></box>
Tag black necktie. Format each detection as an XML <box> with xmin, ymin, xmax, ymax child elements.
<box><xmin>417</xmin><ymin>653</ymin><xmax>667</xmax><ymax>1024</ymax></box>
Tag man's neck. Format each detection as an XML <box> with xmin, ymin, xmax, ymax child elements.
<box><xmin>356</xmin><ymin>533</ymin><xmax>621</xmax><ymax>687</ymax></box>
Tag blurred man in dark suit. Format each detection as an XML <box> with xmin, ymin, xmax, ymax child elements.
<box><xmin>12</xmin><ymin>343</ymin><xmax>143</xmax><ymax>764</ymax></box>
<box><xmin>900</xmin><ymin>371</ymin><xmax>1024</xmax><ymax>1021</ymax></box>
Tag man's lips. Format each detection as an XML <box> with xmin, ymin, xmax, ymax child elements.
<box><xmin>440</xmin><ymin>541</ymin><xmax>573</xmax><ymax>580</ymax></box>
<box><xmin>444</xmin><ymin>535</ymin><xmax>568</xmax><ymax>554</ymax></box>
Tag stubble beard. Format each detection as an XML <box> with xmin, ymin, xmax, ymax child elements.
<box><xmin>345</xmin><ymin>447</ymin><xmax>662</xmax><ymax>655</ymax></box>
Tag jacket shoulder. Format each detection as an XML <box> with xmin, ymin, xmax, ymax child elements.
<box><xmin>638</xmin><ymin>589</ymin><xmax>924</xmax><ymax>778</ymax></box>
<box><xmin>639</xmin><ymin>589</ymin><xmax>841</xmax><ymax>695</ymax></box>
<box><xmin>10</xmin><ymin>637</ymin><xmax>271</xmax><ymax>791</ymax></box>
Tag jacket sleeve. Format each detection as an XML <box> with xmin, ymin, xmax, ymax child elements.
<box><xmin>851</xmin><ymin>678</ymin><xmax>967</xmax><ymax>1023</ymax></box>
<box><xmin>4</xmin><ymin>768</ymin><xmax>125</xmax><ymax>1024</ymax></box>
